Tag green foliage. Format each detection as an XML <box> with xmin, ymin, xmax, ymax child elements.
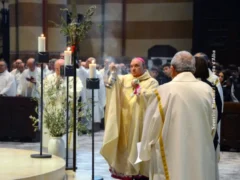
<box><xmin>49</xmin><ymin>6</ymin><xmax>96</xmax><ymax>46</ymax></box>
<box><xmin>29</xmin><ymin>77</ymin><xmax>91</xmax><ymax>137</ymax></box>
<box><xmin>30</xmin><ymin>5</ymin><xmax>96</xmax><ymax>137</ymax></box>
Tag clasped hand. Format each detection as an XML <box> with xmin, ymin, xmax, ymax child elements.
<box><xmin>26</xmin><ymin>77</ymin><xmax>36</xmax><ymax>84</ymax></box>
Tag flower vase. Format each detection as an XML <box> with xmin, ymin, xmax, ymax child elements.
<box><xmin>48</xmin><ymin>137</ymin><xmax>65</xmax><ymax>158</ymax></box>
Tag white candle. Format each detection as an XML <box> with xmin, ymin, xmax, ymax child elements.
<box><xmin>64</xmin><ymin>47</ymin><xmax>72</xmax><ymax>65</ymax></box>
<box><xmin>89</xmin><ymin>60</ymin><xmax>96</xmax><ymax>78</ymax></box>
<box><xmin>38</xmin><ymin>34</ymin><xmax>46</xmax><ymax>52</ymax></box>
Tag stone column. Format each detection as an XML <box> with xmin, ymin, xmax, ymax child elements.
<box><xmin>47</xmin><ymin>0</ymin><xmax>67</xmax><ymax>58</ymax></box>
<box><xmin>9</xmin><ymin>0</ymin><xmax>42</xmax><ymax>63</ymax></box>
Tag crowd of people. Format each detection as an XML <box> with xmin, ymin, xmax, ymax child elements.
<box><xmin>0</xmin><ymin>50</ymin><xmax>239</xmax><ymax>180</ymax></box>
<box><xmin>1</xmin><ymin>52</ymin><xmax>239</xmax><ymax>103</ymax></box>
<box><xmin>149</xmin><ymin>56</ymin><xmax>240</xmax><ymax>103</ymax></box>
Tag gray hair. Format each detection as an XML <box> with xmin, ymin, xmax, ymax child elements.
<box><xmin>49</xmin><ymin>58</ymin><xmax>57</xmax><ymax>64</ymax></box>
<box><xmin>171</xmin><ymin>51</ymin><xmax>195</xmax><ymax>73</ymax></box>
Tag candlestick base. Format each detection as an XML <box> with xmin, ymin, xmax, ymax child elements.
<box><xmin>86</xmin><ymin>78</ymin><xmax>99</xmax><ymax>89</ymax></box>
<box><xmin>36</xmin><ymin>52</ymin><xmax>49</xmax><ymax>63</ymax></box>
<box><xmin>60</xmin><ymin>65</ymin><xmax>74</xmax><ymax>77</ymax></box>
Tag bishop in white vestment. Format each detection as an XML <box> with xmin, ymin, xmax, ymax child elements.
<box><xmin>140</xmin><ymin>51</ymin><xmax>216</xmax><ymax>180</ymax></box>
<box><xmin>0</xmin><ymin>60</ymin><xmax>16</xmax><ymax>96</ymax></box>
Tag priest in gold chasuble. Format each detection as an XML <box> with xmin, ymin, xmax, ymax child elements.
<box><xmin>100</xmin><ymin>57</ymin><xmax>159</xmax><ymax>179</ymax></box>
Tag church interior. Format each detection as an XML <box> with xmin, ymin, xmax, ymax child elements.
<box><xmin>0</xmin><ymin>0</ymin><xmax>240</xmax><ymax>180</ymax></box>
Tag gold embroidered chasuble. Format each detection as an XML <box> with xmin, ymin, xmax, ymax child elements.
<box><xmin>100</xmin><ymin>71</ymin><xmax>158</xmax><ymax>177</ymax></box>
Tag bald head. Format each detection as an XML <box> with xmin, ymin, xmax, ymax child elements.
<box><xmin>85</xmin><ymin>57</ymin><xmax>96</xmax><ymax>68</ymax></box>
<box><xmin>170</xmin><ymin>51</ymin><xmax>195</xmax><ymax>78</ymax></box>
<box><xmin>0</xmin><ymin>60</ymin><xmax>7</xmax><ymax>73</ymax></box>
<box><xmin>55</xmin><ymin>59</ymin><xmax>65</xmax><ymax>76</ymax></box>
<box><xmin>15</xmin><ymin>59</ymin><xmax>22</xmax><ymax>65</ymax></box>
<box><xmin>27</xmin><ymin>58</ymin><xmax>36</xmax><ymax>71</ymax></box>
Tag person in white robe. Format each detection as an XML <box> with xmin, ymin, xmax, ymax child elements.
<box><xmin>48</xmin><ymin>59</ymin><xmax>56</xmax><ymax>74</ymax></box>
<box><xmin>17</xmin><ymin>58</ymin><xmax>41</xmax><ymax>98</ymax></box>
<box><xmin>0</xmin><ymin>60</ymin><xmax>16</xmax><ymax>96</ymax></box>
<box><xmin>84</xmin><ymin>57</ymin><xmax>106</xmax><ymax>127</ymax></box>
<box><xmin>77</xmin><ymin>60</ymin><xmax>89</xmax><ymax>115</ymax></box>
<box><xmin>139</xmin><ymin>51</ymin><xmax>217</xmax><ymax>180</ymax></box>
<box><xmin>42</xmin><ymin>63</ymin><xmax>51</xmax><ymax>78</ymax></box>
<box><xmin>99</xmin><ymin>58</ymin><xmax>113</xmax><ymax>82</ymax></box>
<box><xmin>11</xmin><ymin>61</ymin><xmax>16</xmax><ymax>71</ymax></box>
<box><xmin>42</xmin><ymin>59</ymin><xmax>83</xmax><ymax>150</ymax></box>
<box><xmin>11</xmin><ymin>59</ymin><xmax>25</xmax><ymax>89</ymax></box>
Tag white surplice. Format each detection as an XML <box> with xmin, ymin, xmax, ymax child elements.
<box><xmin>42</xmin><ymin>73</ymin><xmax>83</xmax><ymax>150</ymax></box>
<box><xmin>85</xmin><ymin>69</ymin><xmax>106</xmax><ymax>124</ymax></box>
<box><xmin>0</xmin><ymin>70</ymin><xmax>16</xmax><ymax>96</ymax></box>
<box><xmin>17</xmin><ymin>67</ymin><xmax>41</xmax><ymax>98</ymax></box>
<box><xmin>140</xmin><ymin>72</ymin><xmax>216</xmax><ymax>180</ymax></box>
<box><xmin>43</xmin><ymin>65</ymin><xmax>51</xmax><ymax>78</ymax></box>
<box><xmin>11</xmin><ymin>69</ymin><xmax>22</xmax><ymax>90</ymax></box>
<box><xmin>77</xmin><ymin>66</ymin><xmax>88</xmax><ymax>114</ymax></box>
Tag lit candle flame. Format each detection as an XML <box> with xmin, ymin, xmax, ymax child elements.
<box><xmin>41</xmin><ymin>34</ymin><xmax>44</xmax><ymax>37</ymax></box>
<box><xmin>92</xmin><ymin>60</ymin><xmax>95</xmax><ymax>64</ymax></box>
<box><xmin>67</xmin><ymin>47</ymin><xmax>71</xmax><ymax>51</ymax></box>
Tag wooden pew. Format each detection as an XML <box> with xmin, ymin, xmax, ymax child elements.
<box><xmin>221</xmin><ymin>102</ymin><xmax>240</xmax><ymax>151</ymax></box>
<box><xmin>0</xmin><ymin>97</ymin><xmax>38</xmax><ymax>141</ymax></box>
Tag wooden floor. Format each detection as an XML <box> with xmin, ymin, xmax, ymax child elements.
<box><xmin>0</xmin><ymin>131</ymin><xmax>240</xmax><ymax>180</ymax></box>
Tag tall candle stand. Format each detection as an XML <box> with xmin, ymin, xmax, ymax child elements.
<box><xmin>72</xmin><ymin>49</ymin><xmax>78</xmax><ymax>172</ymax></box>
<box><xmin>86</xmin><ymin>78</ymin><xmax>104</xmax><ymax>180</ymax></box>
<box><xmin>31</xmin><ymin>52</ymin><xmax>52</xmax><ymax>159</ymax></box>
<box><xmin>60</xmin><ymin>65</ymin><xmax>77</xmax><ymax>170</ymax></box>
